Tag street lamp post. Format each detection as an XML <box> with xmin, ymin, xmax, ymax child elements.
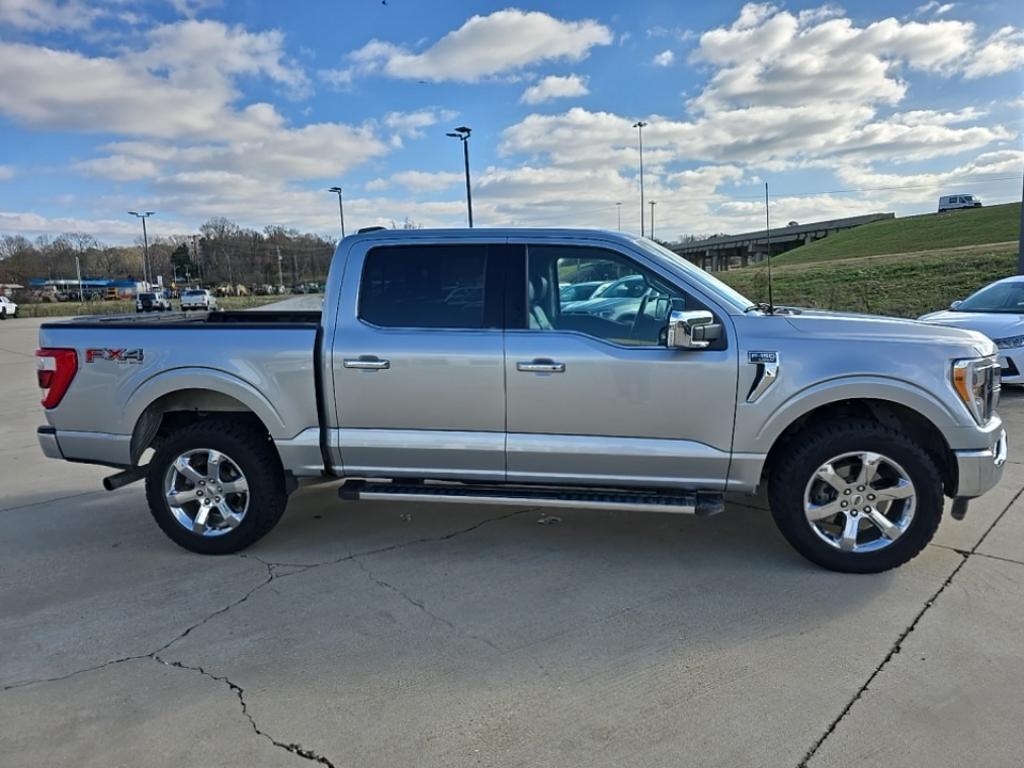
<box><xmin>328</xmin><ymin>186</ymin><xmax>346</xmax><ymax>237</ymax></box>
<box><xmin>616</xmin><ymin>202</ymin><xmax>622</xmax><ymax>231</ymax></box>
<box><xmin>632</xmin><ymin>121</ymin><xmax>648</xmax><ymax>237</ymax></box>
<box><xmin>128</xmin><ymin>211</ymin><xmax>154</xmax><ymax>285</ymax></box>
<box><xmin>446</xmin><ymin>126</ymin><xmax>474</xmax><ymax>227</ymax></box>
<box><xmin>649</xmin><ymin>201</ymin><xmax>657</xmax><ymax>241</ymax></box>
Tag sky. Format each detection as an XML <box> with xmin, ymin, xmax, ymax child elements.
<box><xmin>0</xmin><ymin>0</ymin><xmax>1021</xmax><ymax>244</ymax></box>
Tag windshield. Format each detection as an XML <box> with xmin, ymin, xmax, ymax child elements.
<box><xmin>184</xmin><ymin>290</ymin><xmax>203</xmax><ymax>297</ymax></box>
<box><xmin>956</xmin><ymin>281</ymin><xmax>1024</xmax><ymax>313</ymax></box>
<box><xmin>634</xmin><ymin>238</ymin><xmax>755</xmax><ymax>312</ymax></box>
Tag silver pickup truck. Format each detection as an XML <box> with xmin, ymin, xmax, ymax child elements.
<box><xmin>36</xmin><ymin>228</ymin><xmax>1006</xmax><ymax>572</ymax></box>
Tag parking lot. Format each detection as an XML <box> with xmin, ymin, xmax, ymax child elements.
<box><xmin>2</xmin><ymin>314</ymin><xmax>1023</xmax><ymax>767</ymax></box>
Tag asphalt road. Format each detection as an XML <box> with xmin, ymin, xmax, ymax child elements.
<box><xmin>2</xmin><ymin>314</ymin><xmax>1023</xmax><ymax>767</ymax></box>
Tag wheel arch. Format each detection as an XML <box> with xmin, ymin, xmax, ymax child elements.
<box><xmin>126</xmin><ymin>370</ymin><xmax>286</xmax><ymax>465</ymax></box>
<box><xmin>764</xmin><ymin>397</ymin><xmax>957</xmax><ymax>496</ymax></box>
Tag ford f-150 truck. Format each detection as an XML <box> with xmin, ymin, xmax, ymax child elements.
<box><xmin>35</xmin><ymin>228</ymin><xmax>1006</xmax><ymax>572</ymax></box>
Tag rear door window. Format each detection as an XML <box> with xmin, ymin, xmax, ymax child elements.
<box><xmin>359</xmin><ymin>245</ymin><xmax>491</xmax><ymax>329</ymax></box>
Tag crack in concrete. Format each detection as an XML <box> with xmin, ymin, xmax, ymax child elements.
<box><xmin>351</xmin><ymin>554</ymin><xmax>502</xmax><ymax>652</ymax></box>
<box><xmin>3</xmin><ymin>506</ymin><xmax>531</xmax><ymax>692</ymax></box>
<box><xmin>153</xmin><ymin>655</ymin><xmax>336</xmax><ymax>767</ymax></box>
<box><xmin>930</xmin><ymin>542</ymin><xmax>1024</xmax><ymax>569</ymax></box>
<box><xmin>798</xmin><ymin>485</ymin><xmax>1024</xmax><ymax>767</ymax></box>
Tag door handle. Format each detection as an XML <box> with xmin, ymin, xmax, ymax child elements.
<box><xmin>344</xmin><ymin>356</ymin><xmax>390</xmax><ymax>370</ymax></box>
<box><xmin>516</xmin><ymin>359</ymin><xmax>565</xmax><ymax>373</ymax></box>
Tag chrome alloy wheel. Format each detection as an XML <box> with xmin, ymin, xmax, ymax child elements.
<box><xmin>803</xmin><ymin>451</ymin><xmax>916</xmax><ymax>553</ymax></box>
<box><xmin>164</xmin><ymin>448</ymin><xmax>250</xmax><ymax>537</ymax></box>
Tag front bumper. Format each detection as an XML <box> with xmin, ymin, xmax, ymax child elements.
<box><xmin>998</xmin><ymin>351</ymin><xmax>1023</xmax><ymax>384</ymax></box>
<box><xmin>954</xmin><ymin>428</ymin><xmax>1007</xmax><ymax>498</ymax></box>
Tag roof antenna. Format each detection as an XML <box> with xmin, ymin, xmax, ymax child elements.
<box><xmin>764</xmin><ymin>181</ymin><xmax>775</xmax><ymax>315</ymax></box>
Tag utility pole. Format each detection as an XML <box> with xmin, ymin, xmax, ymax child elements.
<box><xmin>1018</xmin><ymin>170</ymin><xmax>1024</xmax><ymax>275</ymax></box>
<box><xmin>616</xmin><ymin>202</ymin><xmax>622</xmax><ymax>231</ymax></box>
<box><xmin>128</xmin><ymin>211</ymin><xmax>154</xmax><ymax>285</ymax></box>
<box><xmin>328</xmin><ymin>186</ymin><xmax>346</xmax><ymax>237</ymax></box>
<box><xmin>446</xmin><ymin>126</ymin><xmax>474</xmax><ymax>227</ymax></box>
<box><xmin>75</xmin><ymin>254</ymin><xmax>84</xmax><ymax>302</ymax></box>
<box><xmin>649</xmin><ymin>201</ymin><xmax>657</xmax><ymax>241</ymax></box>
<box><xmin>191</xmin><ymin>235</ymin><xmax>200</xmax><ymax>285</ymax></box>
<box><xmin>276</xmin><ymin>245</ymin><xmax>284</xmax><ymax>288</ymax></box>
<box><xmin>632</xmin><ymin>121</ymin><xmax>648</xmax><ymax>236</ymax></box>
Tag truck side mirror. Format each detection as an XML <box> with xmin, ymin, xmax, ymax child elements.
<box><xmin>950</xmin><ymin>300</ymin><xmax>963</xmax><ymax>310</ymax></box>
<box><xmin>667</xmin><ymin>310</ymin><xmax>721</xmax><ymax>349</ymax></box>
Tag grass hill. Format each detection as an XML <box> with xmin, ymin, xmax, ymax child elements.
<box><xmin>774</xmin><ymin>202</ymin><xmax>1020</xmax><ymax>265</ymax></box>
<box><xmin>719</xmin><ymin>242</ymin><xmax>1019</xmax><ymax>318</ymax></box>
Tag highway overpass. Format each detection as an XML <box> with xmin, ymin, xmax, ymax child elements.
<box><xmin>671</xmin><ymin>212</ymin><xmax>894</xmax><ymax>271</ymax></box>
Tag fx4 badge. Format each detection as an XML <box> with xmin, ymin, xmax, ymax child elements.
<box><xmin>746</xmin><ymin>351</ymin><xmax>780</xmax><ymax>402</ymax></box>
<box><xmin>85</xmin><ymin>348</ymin><xmax>144</xmax><ymax>364</ymax></box>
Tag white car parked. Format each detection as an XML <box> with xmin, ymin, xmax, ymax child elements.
<box><xmin>0</xmin><ymin>295</ymin><xmax>18</xmax><ymax>319</ymax></box>
<box><xmin>180</xmin><ymin>289</ymin><xmax>218</xmax><ymax>311</ymax></box>
<box><xmin>920</xmin><ymin>275</ymin><xmax>1024</xmax><ymax>384</ymax></box>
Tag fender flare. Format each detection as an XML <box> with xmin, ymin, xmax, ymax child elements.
<box><xmin>123</xmin><ymin>367</ymin><xmax>288</xmax><ymax>442</ymax></box>
<box><xmin>755</xmin><ymin>375</ymin><xmax>966</xmax><ymax>449</ymax></box>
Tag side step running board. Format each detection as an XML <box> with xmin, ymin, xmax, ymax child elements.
<box><xmin>339</xmin><ymin>481</ymin><xmax>724</xmax><ymax>516</ymax></box>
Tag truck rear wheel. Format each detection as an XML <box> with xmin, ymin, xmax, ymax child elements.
<box><xmin>768</xmin><ymin>419</ymin><xmax>943</xmax><ymax>573</ymax></box>
<box><xmin>145</xmin><ymin>418</ymin><xmax>286</xmax><ymax>554</ymax></box>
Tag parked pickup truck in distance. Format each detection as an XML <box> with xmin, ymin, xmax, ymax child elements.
<box><xmin>35</xmin><ymin>228</ymin><xmax>1006</xmax><ymax>572</ymax></box>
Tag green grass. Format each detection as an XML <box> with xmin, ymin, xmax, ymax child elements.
<box><xmin>15</xmin><ymin>295</ymin><xmax>285</xmax><ymax>318</ymax></box>
<box><xmin>719</xmin><ymin>244</ymin><xmax>1017</xmax><ymax>318</ymax></box>
<box><xmin>774</xmin><ymin>202</ymin><xmax>1020</xmax><ymax>265</ymax></box>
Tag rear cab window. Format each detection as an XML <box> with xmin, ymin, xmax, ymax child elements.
<box><xmin>358</xmin><ymin>244</ymin><xmax>503</xmax><ymax>329</ymax></box>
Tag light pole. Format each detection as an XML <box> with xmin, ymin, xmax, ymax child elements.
<box><xmin>75</xmin><ymin>254</ymin><xmax>84</xmax><ymax>302</ymax></box>
<box><xmin>632</xmin><ymin>121</ymin><xmax>648</xmax><ymax>236</ymax></box>
<box><xmin>649</xmin><ymin>200</ymin><xmax>657</xmax><ymax>241</ymax></box>
<box><xmin>128</xmin><ymin>211</ymin><xmax>154</xmax><ymax>285</ymax></box>
<box><xmin>616</xmin><ymin>202</ymin><xmax>622</xmax><ymax>231</ymax></box>
<box><xmin>446</xmin><ymin>126</ymin><xmax>473</xmax><ymax>227</ymax></box>
<box><xmin>328</xmin><ymin>186</ymin><xmax>346</xmax><ymax>237</ymax></box>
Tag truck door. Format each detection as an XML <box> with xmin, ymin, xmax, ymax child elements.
<box><xmin>331</xmin><ymin>242</ymin><xmax>509</xmax><ymax>480</ymax></box>
<box><xmin>504</xmin><ymin>241</ymin><xmax>738</xmax><ymax>490</ymax></box>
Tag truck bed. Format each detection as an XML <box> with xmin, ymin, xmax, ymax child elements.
<box><xmin>41</xmin><ymin>309</ymin><xmax>321</xmax><ymax>329</ymax></box>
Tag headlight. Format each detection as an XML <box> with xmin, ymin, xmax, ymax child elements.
<box><xmin>993</xmin><ymin>335</ymin><xmax>1024</xmax><ymax>349</ymax></box>
<box><xmin>952</xmin><ymin>357</ymin><xmax>1000</xmax><ymax>424</ymax></box>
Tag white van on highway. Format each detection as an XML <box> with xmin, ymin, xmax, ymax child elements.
<box><xmin>938</xmin><ymin>194</ymin><xmax>982</xmax><ymax>212</ymax></box>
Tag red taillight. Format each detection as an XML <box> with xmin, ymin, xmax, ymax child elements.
<box><xmin>36</xmin><ymin>348</ymin><xmax>77</xmax><ymax>409</ymax></box>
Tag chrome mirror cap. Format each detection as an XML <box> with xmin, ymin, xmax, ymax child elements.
<box><xmin>667</xmin><ymin>310</ymin><xmax>718</xmax><ymax>349</ymax></box>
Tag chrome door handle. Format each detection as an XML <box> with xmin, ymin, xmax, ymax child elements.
<box><xmin>344</xmin><ymin>356</ymin><xmax>390</xmax><ymax>370</ymax></box>
<box><xmin>516</xmin><ymin>359</ymin><xmax>565</xmax><ymax>373</ymax></box>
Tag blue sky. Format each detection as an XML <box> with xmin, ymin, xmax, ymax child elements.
<box><xmin>0</xmin><ymin>0</ymin><xmax>1021</xmax><ymax>243</ymax></box>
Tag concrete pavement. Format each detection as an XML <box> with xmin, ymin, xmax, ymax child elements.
<box><xmin>2</xmin><ymin>314</ymin><xmax>1023</xmax><ymax>767</ymax></box>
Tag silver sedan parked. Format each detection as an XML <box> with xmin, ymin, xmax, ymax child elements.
<box><xmin>919</xmin><ymin>275</ymin><xmax>1024</xmax><ymax>384</ymax></box>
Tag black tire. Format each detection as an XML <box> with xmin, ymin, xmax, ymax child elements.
<box><xmin>145</xmin><ymin>418</ymin><xmax>287</xmax><ymax>554</ymax></box>
<box><xmin>768</xmin><ymin>419</ymin><xmax>943</xmax><ymax>573</ymax></box>
<box><xmin>0</xmin><ymin>307</ymin><xmax>6</xmax><ymax>320</ymax></box>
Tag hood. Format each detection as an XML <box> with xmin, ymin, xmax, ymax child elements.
<box><xmin>781</xmin><ymin>308</ymin><xmax>996</xmax><ymax>357</ymax></box>
<box><xmin>916</xmin><ymin>309</ymin><xmax>1024</xmax><ymax>341</ymax></box>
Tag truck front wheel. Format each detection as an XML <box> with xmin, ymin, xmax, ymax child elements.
<box><xmin>768</xmin><ymin>419</ymin><xmax>943</xmax><ymax>573</ymax></box>
<box><xmin>145</xmin><ymin>418</ymin><xmax>287</xmax><ymax>554</ymax></box>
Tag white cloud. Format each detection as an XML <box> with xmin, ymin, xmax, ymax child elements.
<box><xmin>383</xmin><ymin>108</ymin><xmax>458</xmax><ymax>139</ymax></box>
<box><xmin>74</xmin><ymin>155</ymin><xmax>160</xmax><ymax>181</ymax></box>
<box><xmin>348</xmin><ymin>9</ymin><xmax>612</xmax><ymax>82</ymax></box>
<box><xmin>390</xmin><ymin>170</ymin><xmax>464</xmax><ymax>192</ymax></box>
<box><xmin>916</xmin><ymin>1</ymin><xmax>955</xmax><ymax>16</ymax></box>
<box><xmin>965</xmin><ymin>26</ymin><xmax>1024</xmax><ymax>78</ymax></box>
<box><xmin>0</xmin><ymin>0</ymin><xmax>101</xmax><ymax>31</ymax></box>
<box><xmin>0</xmin><ymin>165</ymin><xmax>14</xmax><ymax>181</ymax></box>
<box><xmin>317</xmin><ymin>66</ymin><xmax>353</xmax><ymax>90</ymax></box>
<box><xmin>520</xmin><ymin>74</ymin><xmax>589</xmax><ymax>104</ymax></box>
<box><xmin>652</xmin><ymin>49</ymin><xmax>675</xmax><ymax>67</ymax></box>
